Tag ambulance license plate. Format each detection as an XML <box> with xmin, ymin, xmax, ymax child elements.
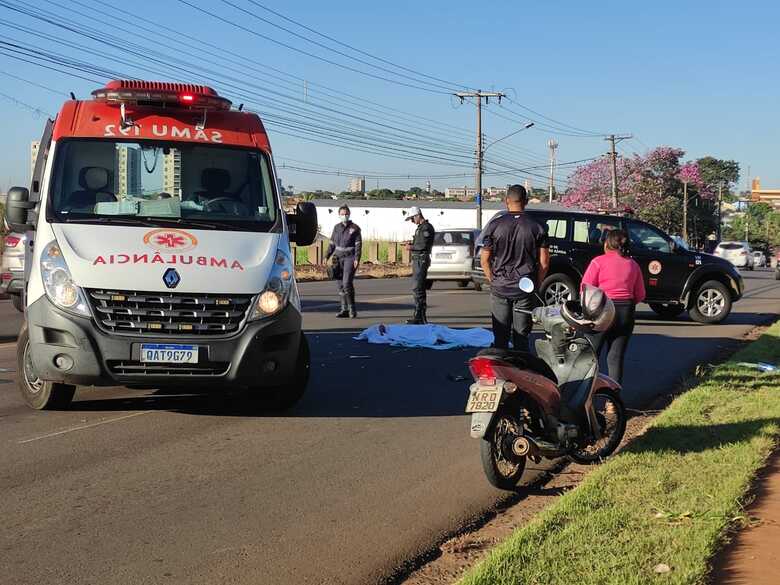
<box><xmin>140</xmin><ymin>344</ymin><xmax>198</xmax><ymax>364</ymax></box>
<box><xmin>465</xmin><ymin>386</ymin><xmax>502</xmax><ymax>413</ymax></box>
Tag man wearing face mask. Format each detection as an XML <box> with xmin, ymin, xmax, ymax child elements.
<box><xmin>404</xmin><ymin>206</ymin><xmax>435</xmax><ymax>324</ymax></box>
<box><xmin>325</xmin><ymin>205</ymin><xmax>362</xmax><ymax>318</ymax></box>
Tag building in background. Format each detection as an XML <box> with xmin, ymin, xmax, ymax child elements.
<box><xmin>444</xmin><ymin>186</ymin><xmax>507</xmax><ymax>200</ymax></box>
<box><xmin>115</xmin><ymin>146</ymin><xmax>142</xmax><ymax>197</ymax></box>
<box><xmin>348</xmin><ymin>176</ymin><xmax>365</xmax><ymax>193</ymax></box>
<box><xmin>163</xmin><ymin>149</ymin><xmax>182</xmax><ymax>196</ymax></box>
<box><xmin>751</xmin><ymin>178</ymin><xmax>780</xmax><ymax>211</ymax></box>
<box><xmin>30</xmin><ymin>141</ymin><xmax>40</xmax><ymax>184</ymax></box>
<box><xmin>445</xmin><ymin>187</ymin><xmax>478</xmax><ymax>199</ymax></box>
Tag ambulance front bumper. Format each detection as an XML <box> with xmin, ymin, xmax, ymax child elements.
<box><xmin>25</xmin><ymin>295</ymin><xmax>302</xmax><ymax>388</ymax></box>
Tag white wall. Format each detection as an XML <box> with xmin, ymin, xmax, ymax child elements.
<box><xmin>315</xmin><ymin>204</ymin><xmax>503</xmax><ymax>241</ymax></box>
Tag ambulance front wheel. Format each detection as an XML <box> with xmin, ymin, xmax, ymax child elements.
<box><xmin>17</xmin><ymin>325</ymin><xmax>76</xmax><ymax>410</ymax></box>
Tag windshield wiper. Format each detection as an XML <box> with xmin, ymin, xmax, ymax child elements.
<box><xmin>59</xmin><ymin>216</ymin><xmax>160</xmax><ymax>227</ymax></box>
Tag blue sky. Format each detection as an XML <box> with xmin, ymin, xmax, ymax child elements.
<box><xmin>0</xmin><ymin>0</ymin><xmax>777</xmax><ymax>193</ymax></box>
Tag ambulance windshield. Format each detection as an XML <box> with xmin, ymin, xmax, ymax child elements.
<box><xmin>48</xmin><ymin>140</ymin><xmax>279</xmax><ymax>231</ymax></box>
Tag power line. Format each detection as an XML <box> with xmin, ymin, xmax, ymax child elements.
<box><xmin>175</xmin><ymin>0</ymin><xmax>449</xmax><ymax>94</ymax></box>
<box><xmin>0</xmin><ymin>90</ymin><xmax>52</xmax><ymax>117</ymax></box>
<box><xmin>218</xmin><ymin>0</ymin><xmax>464</xmax><ymax>93</ymax></box>
<box><xmin>242</xmin><ymin>0</ymin><xmax>475</xmax><ymax>92</ymax></box>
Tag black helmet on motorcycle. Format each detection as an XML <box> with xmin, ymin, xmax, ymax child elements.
<box><xmin>561</xmin><ymin>285</ymin><xmax>615</xmax><ymax>332</ymax></box>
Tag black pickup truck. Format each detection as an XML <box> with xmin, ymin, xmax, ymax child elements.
<box><xmin>472</xmin><ymin>209</ymin><xmax>744</xmax><ymax>324</ymax></box>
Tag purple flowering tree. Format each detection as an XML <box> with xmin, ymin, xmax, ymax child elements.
<box><xmin>561</xmin><ymin>147</ymin><xmax>716</xmax><ymax>238</ymax></box>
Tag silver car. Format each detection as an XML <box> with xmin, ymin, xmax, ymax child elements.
<box><xmin>426</xmin><ymin>228</ymin><xmax>482</xmax><ymax>290</ymax></box>
<box><xmin>714</xmin><ymin>241</ymin><xmax>754</xmax><ymax>270</ymax></box>
<box><xmin>752</xmin><ymin>250</ymin><xmax>767</xmax><ymax>268</ymax></box>
<box><xmin>1</xmin><ymin>232</ymin><xmax>25</xmax><ymax>311</ymax></box>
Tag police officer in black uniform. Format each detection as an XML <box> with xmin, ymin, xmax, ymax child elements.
<box><xmin>404</xmin><ymin>206</ymin><xmax>435</xmax><ymax>324</ymax></box>
<box><xmin>325</xmin><ymin>205</ymin><xmax>362</xmax><ymax>318</ymax></box>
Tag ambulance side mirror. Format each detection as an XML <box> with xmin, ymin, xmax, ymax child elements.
<box><xmin>4</xmin><ymin>187</ymin><xmax>36</xmax><ymax>233</ymax></box>
<box><xmin>288</xmin><ymin>202</ymin><xmax>317</xmax><ymax>246</ymax></box>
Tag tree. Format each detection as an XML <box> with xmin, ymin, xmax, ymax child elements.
<box><xmin>696</xmin><ymin>157</ymin><xmax>740</xmax><ymax>202</ymax></box>
<box><xmin>562</xmin><ymin>147</ymin><xmax>718</xmax><ymax>244</ymax></box>
<box><xmin>724</xmin><ymin>205</ymin><xmax>780</xmax><ymax>249</ymax></box>
<box><xmin>366</xmin><ymin>188</ymin><xmax>402</xmax><ymax>200</ymax></box>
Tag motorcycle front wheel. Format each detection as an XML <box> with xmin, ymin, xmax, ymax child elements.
<box><xmin>570</xmin><ymin>390</ymin><xmax>627</xmax><ymax>464</ymax></box>
<box><xmin>480</xmin><ymin>412</ymin><xmax>527</xmax><ymax>490</ymax></box>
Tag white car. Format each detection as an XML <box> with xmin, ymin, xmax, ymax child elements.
<box><xmin>714</xmin><ymin>241</ymin><xmax>754</xmax><ymax>270</ymax></box>
<box><xmin>752</xmin><ymin>250</ymin><xmax>767</xmax><ymax>268</ymax></box>
<box><xmin>1</xmin><ymin>231</ymin><xmax>26</xmax><ymax>311</ymax></box>
<box><xmin>427</xmin><ymin>228</ymin><xmax>482</xmax><ymax>290</ymax></box>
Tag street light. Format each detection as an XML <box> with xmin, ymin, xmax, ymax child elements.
<box><xmin>477</xmin><ymin>122</ymin><xmax>535</xmax><ymax>228</ymax></box>
<box><xmin>483</xmin><ymin>122</ymin><xmax>535</xmax><ymax>152</ymax></box>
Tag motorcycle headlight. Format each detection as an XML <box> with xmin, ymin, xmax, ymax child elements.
<box><xmin>40</xmin><ymin>241</ymin><xmax>90</xmax><ymax>316</ymax></box>
<box><xmin>249</xmin><ymin>249</ymin><xmax>297</xmax><ymax>320</ymax></box>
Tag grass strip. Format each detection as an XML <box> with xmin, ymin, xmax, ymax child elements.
<box><xmin>459</xmin><ymin>322</ymin><xmax>780</xmax><ymax>585</ymax></box>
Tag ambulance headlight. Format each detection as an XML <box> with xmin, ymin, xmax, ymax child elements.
<box><xmin>250</xmin><ymin>249</ymin><xmax>297</xmax><ymax>320</ymax></box>
<box><xmin>40</xmin><ymin>241</ymin><xmax>90</xmax><ymax>316</ymax></box>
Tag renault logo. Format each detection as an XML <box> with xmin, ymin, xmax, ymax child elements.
<box><xmin>163</xmin><ymin>268</ymin><xmax>181</xmax><ymax>289</ymax></box>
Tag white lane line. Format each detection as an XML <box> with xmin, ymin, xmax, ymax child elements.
<box><xmin>17</xmin><ymin>411</ymin><xmax>150</xmax><ymax>445</ymax></box>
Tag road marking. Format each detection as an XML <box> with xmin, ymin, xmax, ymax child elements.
<box><xmin>17</xmin><ymin>412</ymin><xmax>149</xmax><ymax>444</ymax></box>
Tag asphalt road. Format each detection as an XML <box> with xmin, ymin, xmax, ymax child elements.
<box><xmin>0</xmin><ymin>272</ymin><xmax>778</xmax><ymax>585</ymax></box>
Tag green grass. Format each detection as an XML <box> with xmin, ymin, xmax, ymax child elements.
<box><xmin>293</xmin><ymin>241</ymin><xmax>398</xmax><ymax>265</ymax></box>
<box><xmin>460</xmin><ymin>322</ymin><xmax>780</xmax><ymax>585</ymax></box>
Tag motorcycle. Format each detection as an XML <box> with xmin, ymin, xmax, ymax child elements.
<box><xmin>465</xmin><ymin>278</ymin><xmax>628</xmax><ymax>490</ymax></box>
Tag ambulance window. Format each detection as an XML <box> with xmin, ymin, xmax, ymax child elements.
<box><xmin>49</xmin><ymin>140</ymin><xmax>279</xmax><ymax>231</ymax></box>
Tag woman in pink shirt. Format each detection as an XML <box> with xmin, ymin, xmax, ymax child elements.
<box><xmin>581</xmin><ymin>229</ymin><xmax>646</xmax><ymax>383</ymax></box>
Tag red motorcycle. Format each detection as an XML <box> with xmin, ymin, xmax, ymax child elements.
<box><xmin>466</xmin><ymin>281</ymin><xmax>627</xmax><ymax>490</ymax></box>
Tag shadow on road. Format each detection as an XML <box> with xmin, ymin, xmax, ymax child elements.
<box><xmin>303</xmin><ymin>302</ymin><xmax>413</xmax><ymax>313</ymax></box>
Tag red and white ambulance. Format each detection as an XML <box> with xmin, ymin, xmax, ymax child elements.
<box><xmin>4</xmin><ymin>80</ymin><xmax>317</xmax><ymax>410</ymax></box>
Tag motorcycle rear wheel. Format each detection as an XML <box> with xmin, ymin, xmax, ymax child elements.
<box><xmin>480</xmin><ymin>412</ymin><xmax>527</xmax><ymax>490</ymax></box>
<box><xmin>570</xmin><ymin>390</ymin><xmax>627</xmax><ymax>465</ymax></box>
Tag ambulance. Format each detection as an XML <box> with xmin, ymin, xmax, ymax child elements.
<box><xmin>4</xmin><ymin>80</ymin><xmax>317</xmax><ymax>410</ymax></box>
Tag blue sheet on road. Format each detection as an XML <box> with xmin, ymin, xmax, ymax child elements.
<box><xmin>355</xmin><ymin>324</ymin><xmax>494</xmax><ymax>350</ymax></box>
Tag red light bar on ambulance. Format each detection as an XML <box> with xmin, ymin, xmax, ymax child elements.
<box><xmin>91</xmin><ymin>80</ymin><xmax>231</xmax><ymax>111</ymax></box>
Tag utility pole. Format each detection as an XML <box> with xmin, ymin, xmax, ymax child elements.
<box><xmin>605</xmin><ymin>134</ymin><xmax>632</xmax><ymax>208</ymax></box>
<box><xmin>454</xmin><ymin>90</ymin><xmax>505</xmax><ymax>229</ymax></box>
<box><xmin>547</xmin><ymin>139</ymin><xmax>558</xmax><ymax>202</ymax></box>
<box><xmin>682</xmin><ymin>180</ymin><xmax>689</xmax><ymax>243</ymax></box>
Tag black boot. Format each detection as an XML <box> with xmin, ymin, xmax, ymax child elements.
<box><xmin>347</xmin><ymin>291</ymin><xmax>357</xmax><ymax>318</ymax></box>
<box><xmin>336</xmin><ymin>294</ymin><xmax>349</xmax><ymax>318</ymax></box>
<box><xmin>406</xmin><ymin>309</ymin><xmax>424</xmax><ymax>325</ymax></box>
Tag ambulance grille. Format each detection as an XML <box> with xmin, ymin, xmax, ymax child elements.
<box><xmin>87</xmin><ymin>289</ymin><xmax>254</xmax><ymax>336</ymax></box>
<box><xmin>107</xmin><ymin>360</ymin><xmax>230</xmax><ymax>377</ymax></box>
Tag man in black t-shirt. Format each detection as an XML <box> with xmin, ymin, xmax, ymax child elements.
<box><xmin>480</xmin><ymin>185</ymin><xmax>550</xmax><ymax>350</ymax></box>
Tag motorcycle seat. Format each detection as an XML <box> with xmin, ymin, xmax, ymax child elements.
<box><xmin>476</xmin><ymin>348</ymin><xmax>558</xmax><ymax>384</ymax></box>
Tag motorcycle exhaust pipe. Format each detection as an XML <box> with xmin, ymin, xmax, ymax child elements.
<box><xmin>512</xmin><ymin>436</ymin><xmax>532</xmax><ymax>457</ymax></box>
<box><xmin>519</xmin><ymin>435</ymin><xmax>566</xmax><ymax>458</ymax></box>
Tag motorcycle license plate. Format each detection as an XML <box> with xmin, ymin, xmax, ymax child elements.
<box><xmin>140</xmin><ymin>344</ymin><xmax>198</xmax><ymax>364</ymax></box>
<box><xmin>465</xmin><ymin>386</ymin><xmax>502</xmax><ymax>413</ymax></box>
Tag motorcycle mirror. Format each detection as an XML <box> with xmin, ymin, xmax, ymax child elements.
<box><xmin>518</xmin><ymin>277</ymin><xmax>535</xmax><ymax>293</ymax></box>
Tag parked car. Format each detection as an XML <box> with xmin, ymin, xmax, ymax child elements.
<box><xmin>752</xmin><ymin>250</ymin><xmax>767</xmax><ymax>268</ymax></box>
<box><xmin>427</xmin><ymin>228</ymin><xmax>482</xmax><ymax>290</ymax></box>
<box><xmin>1</xmin><ymin>232</ymin><xmax>25</xmax><ymax>312</ymax></box>
<box><xmin>713</xmin><ymin>241</ymin><xmax>754</xmax><ymax>270</ymax></box>
<box><xmin>472</xmin><ymin>209</ymin><xmax>744</xmax><ymax>323</ymax></box>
